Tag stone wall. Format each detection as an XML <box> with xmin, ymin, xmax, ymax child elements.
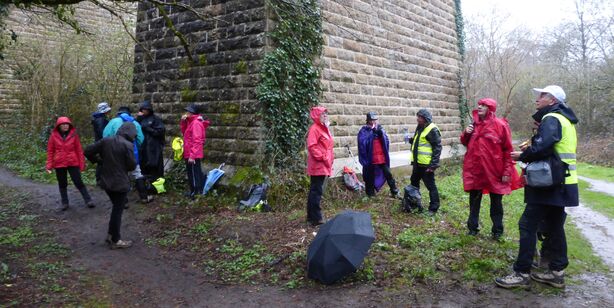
<box><xmin>132</xmin><ymin>0</ymin><xmax>267</xmax><ymax>166</ymax></box>
<box><xmin>0</xmin><ymin>3</ymin><xmax>134</xmax><ymax>127</ymax></box>
<box><xmin>320</xmin><ymin>0</ymin><xmax>461</xmax><ymax>158</ymax></box>
<box><xmin>132</xmin><ymin>0</ymin><xmax>461</xmax><ymax>167</ymax></box>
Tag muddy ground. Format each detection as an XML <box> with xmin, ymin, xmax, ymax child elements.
<box><xmin>1</xmin><ymin>167</ymin><xmax>613</xmax><ymax>307</ymax></box>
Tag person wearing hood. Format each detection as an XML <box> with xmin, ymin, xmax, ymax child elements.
<box><xmin>357</xmin><ymin>112</ymin><xmax>400</xmax><ymax>198</ymax></box>
<box><xmin>460</xmin><ymin>98</ymin><xmax>522</xmax><ymax>240</ymax></box>
<box><xmin>103</xmin><ymin>106</ymin><xmax>152</xmax><ymax>204</ymax></box>
<box><xmin>180</xmin><ymin>103</ymin><xmax>210</xmax><ymax>198</ymax></box>
<box><xmin>137</xmin><ymin>100</ymin><xmax>166</xmax><ymax>180</ymax></box>
<box><xmin>91</xmin><ymin>102</ymin><xmax>111</xmax><ymax>184</ymax></box>
<box><xmin>408</xmin><ymin>108</ymin><xmax>442</xmax><ymax>215</ymax></box>
<box><xmin>85</xmin><ymin>122</ymin><xmax>138</xmax><ymax>249</ymax></box>
<box><xmin>306</xmin><ymin>106</ymin><xmax>334</xmax><ymax>226</ymax></box>
<box><xmin>496</xmin><ymin>85</ymin><xmax>579</xmax><ymax>290</ymax></box>
<box><xmin>46</xmin><ymin>116</ymin><xmax>94</xmax><ymax>211</ymax></box>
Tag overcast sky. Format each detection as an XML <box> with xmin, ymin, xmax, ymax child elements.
<box><xmin>461</xmin><ymin>0</ymin><xmax>577</xmax><ymax>33</ymax></box>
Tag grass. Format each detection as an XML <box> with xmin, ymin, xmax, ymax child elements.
<box><xmin>577</xmin><ymin>162</ymin><xmax>614</xmax><ymax>181</ymax></box>
<box><xmin>577</xmin><ymin>180</ymin><xmax>614</xmax><ymax>219</ymax></box>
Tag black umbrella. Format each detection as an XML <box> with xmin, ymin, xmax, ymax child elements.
<box><xmin>307</xmin><ymin>210</ymin><xmax>375</xmax><ymax>284</ymax></box>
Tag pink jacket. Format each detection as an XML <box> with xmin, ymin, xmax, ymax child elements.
<box><xmin>180</xmin><ymin>114</ymin><xmax>210</xmax><ymax>159</ymax></box>
<box><xmin>306</xmin><ymin>107</ymin><xmax>334</xmax><ymax>176</ymax></box>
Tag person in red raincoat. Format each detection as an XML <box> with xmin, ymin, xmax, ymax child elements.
<box><xmin>460</xmin><ymin>98</ymin><xmax>522</xmax><ymax>239</ymax></box>
<box><xmin>306</xmin><ymin>106</ymin><xmax>334</xmax><ymax>226</ymax></box>
<box><xmin>180</xmin><ymin>103</ymin><xmax>210</xmax><ymax>199</ymax></box>
<box><xmin>46</xmin><ymin>116</ymin><xmax>93</xmax><ymax>211</ymax></box>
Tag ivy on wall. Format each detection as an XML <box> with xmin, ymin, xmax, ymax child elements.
<box><xmin>256</xmin><ymin>0</ymin><xmax>323</xmax><ymax>168</ymax></box>
<box><xmin>454</xmin><ymin>0</ymin><xmax>470</xmax><ymax>127</ymax></box>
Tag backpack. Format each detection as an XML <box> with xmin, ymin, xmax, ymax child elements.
<box><xmin>342</xmin><ymin>166</ymin><xmax>364</xmax><ymax>191</ymax></box>
<box><xmin>402</xmin><ymin>185</ymin><xmax>422</xmax><ymax>212</ymax></box>
<box><xmin>238</xmin><ymin>183</ymin><xmax>271</xmax><ymax>212</ymax></box>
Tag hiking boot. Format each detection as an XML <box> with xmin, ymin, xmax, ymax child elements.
<box><xmin>467</xmin><ymin>230</ymin><xmax>479</xmax><ymax>236</ymax></box>
<box><xmin>110</xmin><ymin>239</ymin><xmax>133</xmax><ymax>250</ymax></box>
<box><xmin>390</xmin><ymin>190</ymin><xmax>401</xmax><ymax>199</ymax></box>
<box><xmin>140</xmin><ymin>195</ymin><xmax>154</xmax><ymax>204</ymax></box>
<box><xmin>495</xmin><ymin>272</ymin><xmax>530</xmax><ymax>289</ymax></box>
<box><xmin>57</xmin><ymin>203</ymin><xmax>69</xmax><ymax>212</ymax></box>
<box><xmin>310</xmin><ymin>219</ymin><xmax>325</xmax><ymax>226</ymax></box>
<box><xmin>492</xmin><ymin>233</ymin><xmax>503</xmax><ymax>241</ymax></box>
<box><xmin>531</xmin><ymin>270</ymin><xmax>565</xmax><ymax>288</ymax></box>
<box><xmin>105</xmin><ymin>234</ymin><xmax>112</xmax><ymax>245</ymax></box>
<box><xmin>86</xmin><ymin>200</ymin><xmax>96</xmax><ymax>208</ymax></box>
<box><xmin>427</xmin><ymin>210</ymin><xmax>436</xmax><ymax>217</ymax></box>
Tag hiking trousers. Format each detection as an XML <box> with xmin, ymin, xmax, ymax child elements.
<box><xmin>307</xmin><ymin>175</ymin><xmax>326</xmax><ymax>223</ymax></box>
<box><xmin>106</xmin><ymin>190</ymin><xmax>128</xmax><ymax>243</ymax></box>
<box><xmin>513</xmin><ymin>203</ymin><xmax>568</xmax><ymax>273</ymax></box>
<box><xmin>185</xmin><ymin>159</ymin><xmax>204</xmax><ymax>196</ymax></box>
<box><xmin>467</xmin><ymin>190</ymin><xmax>503</xmax><ymax>235</ymax></box>
<box><xmin>363</xmin><ymin>164</ymin><xmax>398</xmax><ymax>197</ymax></box>
<box><xmin>55</xmin><ymin>166</ymin><xmax>91</xmax><ymax>205</ymax></box>
<box><xmin>409</xmin><ymin>165</ymin><xmax>440</xmax><ymax>212</ymax></box>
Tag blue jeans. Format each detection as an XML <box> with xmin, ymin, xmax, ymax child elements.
<box><xmin>513</xmin><ymin>203</ymin><xmax>568</xmax><ymax>273</ymax></box>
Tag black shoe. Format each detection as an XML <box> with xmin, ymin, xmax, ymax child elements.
<box><xmin>56</xmin><ymin>203</ymin><xmax>69</xmax><ymax>212</ymax></box>
<box><xmin>427</xmin><ymin>210</ymin><xmax>436</xmax><ymax>216</ymax></box>
<box><xmin>467</xmin><ymin>230</ymin><xmax>479</xmax><ymax>236</ymax></box>
<box><xmin>492</xmin><ymin>233</ymin><xmax>503</xmax><ymax>241</ymax></box>
<box><xmin>86</xmin><ymin>200</ymin><xmax>96</xmax><ymax>208</ymax></box>
<box><xmin>140</xmin><ymin>195</ymin><xmax>154</xmax><ymax>204</ymax></box>
<box><xmin>310</xmin><ymin>219</ymin><xmax>325</xmax><ymax>226</ymax></box>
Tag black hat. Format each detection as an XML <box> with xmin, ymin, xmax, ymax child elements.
<box><xmin>139</xmin><ymin>100</ymin><xmax>153</xmax><ymax>112</ymax></box>
<box><xmin>184</xmin><ymin>103</ymin><xmax>199</xmax><ymax>114</ymax></box>
<box><xmin>416</xmin><ymin>109</ymin><xmax>432</xmax><ymax>123</ymax></box>
<box><xmin>366</xmin><ymin>112</ymin><xmax>378</xmax><ymax>121</ymax></box>
<box><xmin>117</xmin><ymin>106</ymin><xmax>132</xmax><ymax>115</ymax></box>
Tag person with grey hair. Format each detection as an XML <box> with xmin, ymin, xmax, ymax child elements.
<box><xmin>407</xmin><ymin>109</ymin><xmax>442</xmax><ymax>215</ymax></box>
<box><xmin>496</xmin><ymin>85</ymin><xmax>579</xmax><ymax>289</ymax></box>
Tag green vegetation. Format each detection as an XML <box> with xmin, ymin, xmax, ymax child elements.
<box><xmin>256</xmin><ymin>0</ymin><xmax>323</xmax><ymax>167</ymax></box>
<box><xmin>578</xmin><ymin>180</ymin><xmax>614</xmax><ymax>219</ymax></box>
<box><xmin>578</xmin><ymin>162</ymin><xmax>614</xmax><ymax>182</ymax></box>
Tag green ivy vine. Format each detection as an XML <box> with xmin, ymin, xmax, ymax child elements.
<box><xmin>454</xmin><ymin>0</ymin><xmax>470</xmax><ymax>127</ymax></box>
<box><xmin>256</xmin><ymin>0</ymin><xmax>323</xmax><ymax>167</ymax></box>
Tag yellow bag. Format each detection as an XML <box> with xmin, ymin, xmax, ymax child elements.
<box><xmin>171</xmin><ymin>137</ymin><xmax>184</xmax><ymax>161</ymax></box>
<box><xmin>151</xmin><ymin>177</ymin><xmax>166</xmax><ymax>194</ymax></box>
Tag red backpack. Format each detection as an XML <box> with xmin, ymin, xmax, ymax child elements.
<box><xmin>342</xmin><ymin>166</ymin><xmax>364</xmax><ymax>191</ymax></box>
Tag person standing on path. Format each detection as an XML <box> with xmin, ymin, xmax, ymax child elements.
<box><xmin>85</xmin><ymin>122</ymin><xmax>138</xmax><ymax>249</ymax></box>
<box><xmin>357</xmin><ymin>112</ymin><xmax>400</xmax><ymax>198</ymax></box>
<box><xmin>46</xmin><ymin>116</ymin><xmax>94</xmax><ymax>211</ymax></box>
<box><xmin>306</xmin><ymin>106</ymin><xmax>334</xmax><ymax>226</ymax></box>
<box><xmin>103</xmin><ymin>106</ymin><xmax>152</xmax><ymax>204</ymax></box>
<box><xmin>460</xmin><ymin>98</ymin><xmax>522</xmax><ymax>240</ymax></box>
<box><xmin>180</xmin><ymin>103</ymin><xmax>209</xmax><ymax>199</ymax></box>
<box><xmin>137</xmin><ymin>100</ymin><xmax>166</xmax><ymax>181</ymax></box>
<box><xmin>91</xmin><ymin>102</ymin><xmax>111</xmax><ymax>184</ymax></box>
<box><xmin>495</xmin><ymin>85</ymin><xmax>579</xmax><ymax>289</ymax></box>
<box><xmin>408</xmin><ymin>109</ymin><xmax>442</xmax><ymax>215</ymax></box>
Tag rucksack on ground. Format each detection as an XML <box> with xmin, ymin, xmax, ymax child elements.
<box><xmin>238</xmin><ymin>183</ymin><xmax>271</xmax><ymax>212</ymax></box>
<box><xmin>403</xmin><ymin>184</ymin><xmax>421</xmax><ymax>212</ymax></box>
<box><xmin>342</xmin><ymin>166</ymin><xmax>364</xmax><ymax>191</ymax></box>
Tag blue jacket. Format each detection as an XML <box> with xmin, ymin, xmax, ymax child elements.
<box><xmin>357</xmin><ymin>125</ymin><xmax>391</xmax><ymax>167</ymax></box>
<box><xmin>103</xmin><ymin>113</ymin><xmax>144</xmax><ymax>163</ymax></box>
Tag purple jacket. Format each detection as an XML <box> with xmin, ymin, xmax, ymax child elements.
<box><xmin>357</xmin><ymin>125</ymin><xmax>391</xmax><ymax>167</ymax></box>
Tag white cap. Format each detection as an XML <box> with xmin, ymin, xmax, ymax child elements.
<box><xmin>532</xmin><ymin>85</ymin><xmax>566</xmax><ymax>103</ymax></box>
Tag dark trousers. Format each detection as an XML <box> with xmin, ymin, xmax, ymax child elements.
<box><xmin>55</xmin><ymin>166</ymin><xmax>91</xmax><ymax>205</ymax></box>
<box><xmin>307</xmin><ymin>175</ymin><xmax>326</xmax><ymax>223</ymax></box>
<box><xmin>364</xmin><ymin>164</ymin><xmax>398</xmax><ymax>196</ymax></box>
<box><xmin>95</xmin><ymin>163</ymin><xmax>103</xmax><ymax>185</ymax></box>
<box><xmin>467</xmin><ymin>190</ymin><xmax>503</xmax><ymax>235</ymax></box>
<box><xmin>186</xmin><ymin>159</ymin><xmax>204</xmax><ymax>196</ymax></box>
<box><xmin>513</xmin><ymin>203</ymin><xmax>568</xmax><ymax>273</ymax></box>
<box><xmin>410</xmin><ymin>165</ymin><xmax>440</xmax><ymax>212</ymax></box>
<box><xmin>106</xmin><ymin>190</ymin><xmax>128</xmax><ymax>243</ymax></box>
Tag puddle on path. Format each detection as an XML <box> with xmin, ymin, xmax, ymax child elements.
<box><xmin>567</xmin><ymin>203</ymin><xmax>614</xmax><ymax>270</ymax></box>
<box><xmin>578</xmin><ymin>176</ymin><xmax>614</xmax><ymax>197</ymax></box>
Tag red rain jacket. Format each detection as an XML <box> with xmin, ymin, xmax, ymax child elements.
<box><xmin>46</xmin><ymin>117</ymin><xmax>86</xmax><ymax>171</ymax></box>
<box><xmin>306</xmin><ymin>106</ymin><xmax>334</xmax><ymax>176</ymax></box>
<box><xmin>180</xmin><ymin>114</ymin><xmax>210</xmax><ymax>160</ymax></box>
<box><xmin>460</xmin><ymin>98</ymin><xmax>522</xmax><ymax>194</ymax></box>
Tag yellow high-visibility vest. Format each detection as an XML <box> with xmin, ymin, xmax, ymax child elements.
<box><xmin>543</xmin><ymin>113</ymin><xmax>578</xmax><ymax>185</ymax></box>
<box><xmin>411</xmin><ymin>123</ymin><xmax>438</xmax><ymax>165</ymax></box>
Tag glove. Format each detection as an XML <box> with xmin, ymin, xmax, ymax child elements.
<box><xmin>373</xmin><ymin>124</ymin><xmax>383</xmax><ymax>137</ymax></box>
